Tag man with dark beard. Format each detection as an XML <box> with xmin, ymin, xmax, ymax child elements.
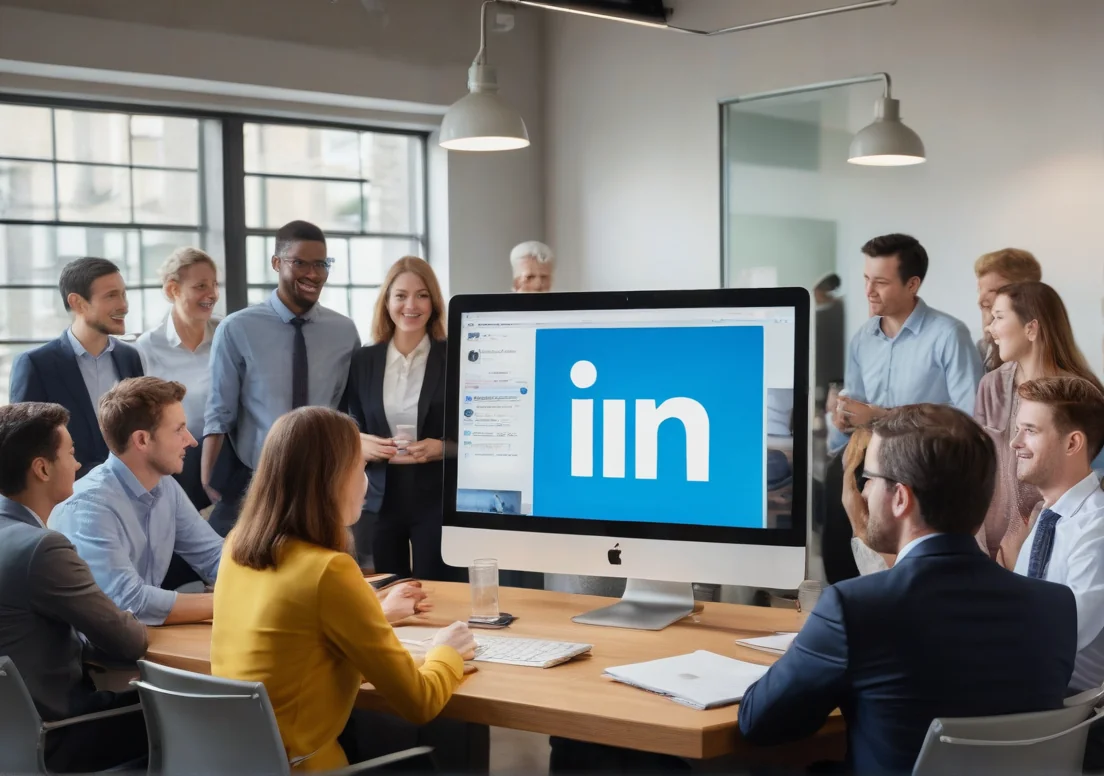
<box><xmin>10</xmin><ymin>258</ymin><xmax>144</xmax><ymax>478</ymax></box>
<box><xmin>738</xmin><ymin>404</ymin><xmax>1076</xmax><ymax>775</ymax></box>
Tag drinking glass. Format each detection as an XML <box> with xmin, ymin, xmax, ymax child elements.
<box><xmin>469</xmin><ymin>558</ymin><xmax>500</xmax><ymax>623</ymax></box>
<box><xmin>394</xmin><ymin>424</ymin><xmax>416</xmax><ymax>455</ymax></box>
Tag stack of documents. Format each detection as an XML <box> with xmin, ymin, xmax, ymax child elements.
<box><xmin>734</xmin><ymin>632</ymin><xmax>797</xmax><ymax>656</ymax></box>
<box><xmin>603</xmin><ymin>651</ymin><xmax>770</xmax><ymax>710</ymax></box>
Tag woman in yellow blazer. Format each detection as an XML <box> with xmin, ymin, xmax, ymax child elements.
<box><xmin>211</xmin><ymin>406</ymin><xmax>476</xmax><ymax>771</ymax></box>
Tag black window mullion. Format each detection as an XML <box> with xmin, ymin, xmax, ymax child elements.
<box><xmin>221</xmin><ymin>117</ymin><xmax>248</xmax><ymax>314</ymax></box>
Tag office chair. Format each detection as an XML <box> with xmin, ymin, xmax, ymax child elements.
<box><xmin>912</xmin><ymin>701</ymin><xmax>1103</xmax><ymax>775</ymax></box>
<box><xmin>133</xmin><ymin>660</ymin><xmax>433</xmax><ymax>776</ymax></box>
<box><xmin>0</xmin><ymin>655</ymin><xmax>144</xmax><ymax>775</ymax></box>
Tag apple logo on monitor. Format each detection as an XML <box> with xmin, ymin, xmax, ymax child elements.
<box><xmin>607</xmin><ymin>543</ymin><xmax>622</xmax><ymax>565</ymax></box>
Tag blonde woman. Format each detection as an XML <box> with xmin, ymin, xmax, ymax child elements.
<box><xmin>136</xmin><ymin>247</ymin><xmax>220</xmax><ymax>509</ymax></box>
<box><xmin>344</xmin><ymin>256</ymin><xmax>451</xmax><ymax>579</ymax></box>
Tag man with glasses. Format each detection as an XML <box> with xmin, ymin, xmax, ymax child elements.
<box><xmin>739</xmin><ymin>404</ymin><xmax>1076</xmax><ymax>774</ymax></box>
<box><xmin>201</xmin><ymin>220</ymin><xmax>360</xmax><ymax>536</ymax></box>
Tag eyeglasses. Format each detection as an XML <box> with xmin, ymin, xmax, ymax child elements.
<box><xmin>278</xmin><ymin>257</ymin><xmax>336</xmax><ymax>273</ymax></box>
<box><xmin>856</xmin><ymin>468</ymin><xmax>900</xmax><ymax>492</ymax></box>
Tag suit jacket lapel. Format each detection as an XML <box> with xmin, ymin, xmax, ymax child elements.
<box><xmin>370</xmin><ymin>343</ymin><xmax>390</xmax><ymax>435</ymax></box>
<box><xmin>0</xmin><ymin>496</ymin><xmax>41</xmax><ymax>528</ymax></box>
<box><xmin>417</xmin><ymin>340</ymin><xmax>444</xmax><ymax>438</ymax></box>
<box><xmin>54</xmin><ymin>333</ymin><xmax>102</xmax><ymax>444</ymax></box>
<box><xmin>110</xmin><ymin>344</ymin><xmax>140</xmax><ymax>379</ymax></box>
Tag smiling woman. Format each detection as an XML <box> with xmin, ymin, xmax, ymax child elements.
<box><xmin>344</xmin><ymin>256</ymin><xmax>452</xmax><ymax>578</ymax></box>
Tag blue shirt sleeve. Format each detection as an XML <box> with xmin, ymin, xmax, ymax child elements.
<box><xmin>941</xmin><ymin>321</ymin><xmax>984</xmax><ymax>416</ymax></box>
<box><xmin>169</xmin><ymin>479</ymin><xmax>223</xmax><ymax>582</ymax></box>
<box><xmin>204</xmin><ymin>321</ymin><xmax>243</xmax><ymax>437</ymax></box>
<box><xmin>51</xmin><ymin>498</ymin><xmax>177</xmax><ymax>626</ymax></box>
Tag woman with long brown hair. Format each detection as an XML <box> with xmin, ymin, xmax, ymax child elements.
<box><xmin>210</xmin><ymin>406</ymin><xmax>475</xmax><ymax>772</ymax></box>
<box><xmin>344</xmin><ymin>256</ymin><xmax>452</xmax><ymax>579</ymax></box>
<box><xmin>975</xmin><ymin>281</ymin><xmax>1104</xmax><ymax>567</ymax></box>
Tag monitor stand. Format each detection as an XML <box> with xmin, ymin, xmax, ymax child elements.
<box><xmin>571</xmin><ymin>579</ymin><xmax>695</xmax><ymax>631</ymax></box>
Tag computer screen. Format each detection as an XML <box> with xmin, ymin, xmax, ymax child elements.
<box><xmin>451</xmin><ymin>301</ymin><xmax>799</xmax><ymax>533</ymax></box>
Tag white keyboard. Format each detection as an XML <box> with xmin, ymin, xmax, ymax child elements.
<box><xmin>473</xmin><ymin>636</ymin><xmax>592</xmax><ymax>668</ymax></box>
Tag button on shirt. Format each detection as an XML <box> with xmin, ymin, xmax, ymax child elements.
<box><xmin>829</xmin><ymin>299</ymin><xmax>983</xmax><ymax>452</ymax></box>
<box><xmin>50</xmin><ymin>455</ymin><xmax>224</xmax><ymax>626</ymax></box>
<box><xmin>136</xmin><ymin>315</ymin><xmax>219</xmax><ymax>442</ymax></box>
<box><xmin>66</xmin><ymin>328</ymin><xmax>120</xmax><ymax>408</ymax></box>
<box><xmin>204</xmin><ymin>290</ymin><xmax>361</xmax><ymax>470</ymax></box>
<box><xmin>1013</xmin><ymin>473</ymin><xmax>1104</xmax><ymax>690</ymax></box>
<box><xmin>383</xmin><ymin>335</ymin><xmax>430</xmax><ymax>434</ymax></box>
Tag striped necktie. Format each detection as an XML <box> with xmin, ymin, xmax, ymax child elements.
<box><xmin>1026</xmin><ymin>508</ymin><xmax>1061</xmax><ymax>579</ymax></box>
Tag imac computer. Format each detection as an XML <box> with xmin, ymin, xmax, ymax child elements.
<box><xmin>443</xmin><ymin>288</ymin><xmax>809</xmax><ymax>630</ymax></box>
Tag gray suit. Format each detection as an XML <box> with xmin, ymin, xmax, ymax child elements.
<box><xmin>0</xmin><ymin>494</ymin><xmax>147</xmax><ymax>720</ymax></box>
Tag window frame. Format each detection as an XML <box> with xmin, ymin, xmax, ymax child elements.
<box><xmin>0</xmin><ymin>91</ymin><xmax>430</xmax><ymax>325</ymax></box>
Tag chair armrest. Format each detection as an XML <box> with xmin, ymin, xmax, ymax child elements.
<box><xmin>324</xmin><ymin>746</ymin><xmax>434</xmax><ymax>776</ymax></box>
<box><xmin>938</xmin><ymin>707</ymin><xmax>1104</xmax><ymax>748</ymax></box>
<box><xmin>40</xmin><ymin>703</ymin><xmax>144</xmax><ymax>731</ymax></box>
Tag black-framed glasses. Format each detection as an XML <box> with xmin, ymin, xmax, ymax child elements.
<box><xmin>278</xmin><ymin>257</ymin><xmax>336</xmax><ymax>273</ymax></box>
<box><xmin>857</xmin><ymin>469</ymin><xmax>899</xmax><ymax>492</ymax></box>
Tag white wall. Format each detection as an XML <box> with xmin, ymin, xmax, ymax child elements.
<box><xmin>0</xmin><ymin>0</ymin><xmax>544</xmax><ymax>300</ymax></box>
<box><xmin>544</xmin><ymin>0</ymin><xmax>1104</xmax><ymax>374</ymax></box>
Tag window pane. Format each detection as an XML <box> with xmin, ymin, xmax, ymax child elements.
<box><xmin>0</xmin><ymin>343</ymin><xmax>47</xmax><ymax>404</ymax></box>
<box><xmin>0</xmin><ymin>224</ymin><xmax>54</xmax><ymax>284</ymax></box>
<box><xmin>350</xmin><ymin>238</ymin><xmax>421</xmax><ymax>285</ymax></box>
<box><xmin>362</xmin><ymin>133</ymin><xmax>418</xmax><ymax>233</ymax></box>
<box><xmin>319</xmin><ymin>285</ymin><xmax>349</xmax><ymax>317</ymax></box>
<box><xmin>133</xmin><ymin>169</ymin><xmax>198</xmax><ymax>225</ymax></box>
<box><xmin>57</xmin><ymin>164</ymin><xmax>131</xmax><ymax>222</ymax></box>
<box><xmin>141</xmin><ymin>230</ymin><xmax>203</xmax><ymax>286</ymax></box>
<box><xmin>0</xmin><ymin>160</ymin><xmax>55</xmax><ymax>220</ymax></box>
<box><xmin>54</xmin><ymin>110</ymin><xmax>129</xmax><ymax>165</ymax></box>
<box><xmin>244</xmin><ymin>124</ymin><xmax>361</xmax><ymax>178</ymax></box>
<box><xmin>130</xmin><ymin>116</ymin><xmax>199</xmax><ymax>169</ymax></box>
<box><xmin>327</xmin><ymin>239</ymin><xmax>350</xmax><ymax>285</ymax></box>
<box><xmin>0</xmin><ymin>105</ymin><xmax>53</xmax><ymax>159</ymax></box>
<box><xmin>0</xmin><ymin>287</ymin><xmax>70</xmax><ymax>340</ymax></box>
<box><xmin>137</xmin><ymin>288</ymin><xmax>172</xmax><ymax>332</ymax></box>
<box><xmin>247</xmin><ymin>287</ymin><xmax>271</xmax><ymax>306</ymax></box>
<box><xmin>246</xmin><ymin>235</ymin><xmax>275</xmax><ymax>284</ymax></box>
<box><xmin>350</xmin><ymin>288</ymin><xmax>379</xmax><ymax>342</ymax></box>
<box><xmin>245</xmin><ymin>176</ymin><xmax>362</xmax><ymax>232</ymax></box>
<box><xmin>54</xmin><ymin>226</ymin><xmax>134</xmax><ymax>279</ymax></box>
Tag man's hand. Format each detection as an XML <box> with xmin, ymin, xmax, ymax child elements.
<box><xmin>837</xmin><ymin>397</ymin><xmax>886</xmax><ymax>429</ymax></box>
<box><xmin>842</xmin><ymin>427</ymin><xmax>873</xmax><ymax>543</ymax></box>
<box><xmin>361</xmin><ymin>434</ymin><xmax>397</xmax><ymax>463</ymax></box>
<box><xmin>380</xmin><ymin>582</ymin><xmax>431</xmax><ymax>623</ymax></box>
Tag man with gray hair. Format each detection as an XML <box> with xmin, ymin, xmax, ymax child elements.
<box><xmin>510</xmin><ymin>240</ymin><xmax>555</xmax><ymax>293</ymax></box>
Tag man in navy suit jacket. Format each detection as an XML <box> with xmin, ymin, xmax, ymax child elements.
<box><xmin>739</xmin><ymin>405</ymin><xmax>1077</xmax><ymax>775</ymax></box>
<box><xmin>9</xmin><ymin>258</ymin><xmax>143</xmax><ymax>479</ymax></box>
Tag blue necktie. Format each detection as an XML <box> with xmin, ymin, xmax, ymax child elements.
<box><xmin>290</xmin><ymin>318</ymin><xmax>308</xmax><ymax>410</ymax></box>
<box><xmin>1026</xmin><ymin>508</ymin><xmax>1062</xmax><ymax>579</ymax></box>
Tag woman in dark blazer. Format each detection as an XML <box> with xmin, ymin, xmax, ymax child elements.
<box><xmin>345</xmin><ymin>256</ymin><xmax>451</xmax><ymax>580</ymax></box>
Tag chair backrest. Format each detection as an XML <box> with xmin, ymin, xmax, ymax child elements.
<box><xmin>135</xmin><ymin>660</ymin><xmax>290</xmax><ymax>776</ymax></box>
<box><xmin>0</xmin><ymin>656</ymin><xmax>46</xmax><ymax>775</ymax></box>
<box><xmin>913</xmin><ymin>703</ymin><xmax>1099</xmax><ymax>776</ymax></box>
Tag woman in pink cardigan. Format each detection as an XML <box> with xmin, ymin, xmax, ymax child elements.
<box><xmin>976</xmin><ymin>281</ymin><xmax>1103</xmax><ymax>567</ymax></box>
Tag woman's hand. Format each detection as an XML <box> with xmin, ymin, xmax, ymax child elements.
<box><xmin>361</xmin><ymin>434</ymin><xmax>397</xmax><ymax>462</ymax></box>
<box><xmin>432</xmin><ymin>621</ymin><xmax>478</xmax><ymax>661</ymax></box>
<box><xmin>380</xmin><ymin>582</ymin><xmax>431</xmax><ymax>623</ymax></box>
<box><xmin>842</xmin><ymin>427</ymin><xmax>873</xmax><ymax>543</ymax></box>
<box><xmin>403</xmin><ymin>438</ymin><xmax>444</xmax><ymax>464</ymax></box>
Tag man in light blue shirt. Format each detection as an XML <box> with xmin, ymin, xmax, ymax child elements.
<box><xmin>201</xmin><ymin>220</ymin><xmax>361</xmax><ymax>536</ymax></box>
<box><xmin>830</xmin><ymin>234</ymin><xmax>983</xmax><ymax>453</ymax></box>
<box><xmin>52</xmin><ymin>377</ymin><xmax>223</xmax><ymax>626</ymax></box>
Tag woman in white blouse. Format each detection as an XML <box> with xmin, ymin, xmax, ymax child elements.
<box><xmin>344</xmin><ymin>256</ymin><xmax>451</xmax><ymax>579</ymax></box>
<box><xmin>136</xmin><ymin>247</ymin><xmax>221</xmax><ymax>509</ymax></box>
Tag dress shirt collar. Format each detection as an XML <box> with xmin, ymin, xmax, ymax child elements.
<box><xmin>386</xmin><ymin>334</ymin><xmax>431</xmax><ymax>367</ymax></box>
<box><xmin>163</xmin><ymin>313</ymin><xmax>216</xmax><ymax>350</ymax></box>
<box><xmin>67</xmin><ymin>327</ymin><xmax>116</xmax><ymax>358</ymax></box>
<box><xmin>268</xmin><ymin>289</ymin><xmax>318</xmax><ymax>324</ymax></box>
<box><xmin>866</xmin><ymin>297</ymin><xmax>930</xmax><ymax>340</ymax></box>
<box><xmin>1048</xmin><ymin>472</ymin><xmax>1104</xmax><ymax>518</ymax></box>
<box><xmin>0</xmin><ymin>494</ymin><xmax>46</xmax><ymax>528</ymax></box>
<box><xmin>895</xmin><ymin>531</ymin><xmax>941</xmax><ymax>563</ymax></box>
<box><xmin>105</xmin><ymin>453</ymin><xmax>162</xmax><ymax>502</ymax></box>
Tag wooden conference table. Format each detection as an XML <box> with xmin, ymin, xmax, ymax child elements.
<box><xmin>145</xmin><ymin>582</ymin><xmax>844</xmax><ymax>765</ymax></box>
